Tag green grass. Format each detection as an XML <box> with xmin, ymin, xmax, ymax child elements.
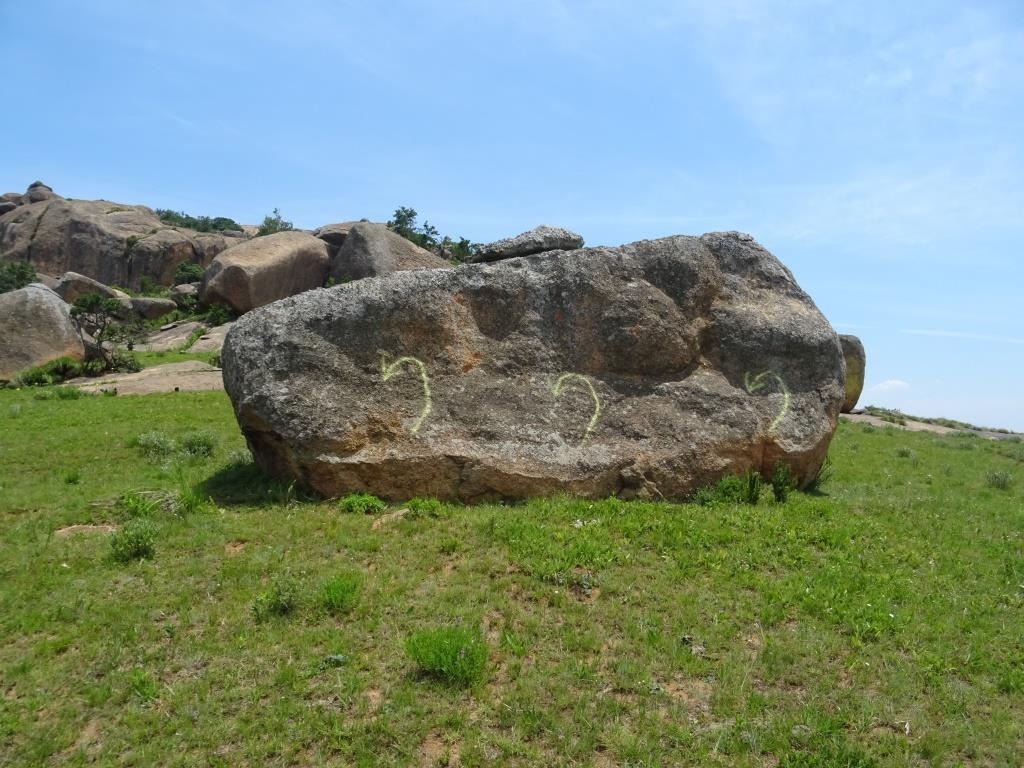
<box><xmin>0</xmin><ymin>392</ymin><xmax>1022</xmax><ymax>766</ymax></box>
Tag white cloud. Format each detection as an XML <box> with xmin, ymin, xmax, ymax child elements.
<box><xmin>869</xmin><ymin>379</ymin><xmax>911</xmax><ymax>393</ymax></box>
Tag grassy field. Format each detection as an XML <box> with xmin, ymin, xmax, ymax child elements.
<box><xmin>0</xmin><ymin>386</ymin><xmax>1021</xmax><ymax>767</ymax></box>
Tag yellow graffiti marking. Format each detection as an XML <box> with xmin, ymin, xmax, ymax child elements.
<box><xmin>552</xmin><ymin>373</ymin><xmax>602</xmax><ymax>442</ymax></box>
<box><xmin>744</xmin><ymin>370</ymin><xmax>791</xmax><ymax>432</ymax></box>
<box><xmin>380</xmin><ymin>356</ymin><xmax>432</xmax><ymax>434</ymax></box>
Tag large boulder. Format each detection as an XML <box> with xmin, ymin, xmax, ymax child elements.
<box><xmin>53</xmin><ymin>271</ymin><xmax>129</xmax><ymax>304</ymax></box>
<box><xmin>201</xmin><ymin>231</ymin><xmax>330</xmax><ymax>314</ymax></box>
<box><xmin>0</xmin><ymin>198</ymin><xmax>238</xmax><ymax>291</ymax></box>
<box><xmin>25</xmin><ymin>181</ymin><xmax>60</xmax><ymax>204</ymax></box>
<box><xmin>329</xmin><ymin>222</ymin><xmax>450</xmax><ymax>283</ymax></box>
<box><xmin>839</xmin><ymin>334</ymin><xmax>866</xmax><ymax>413</ymax></box>
<box><xmin>222</xmin><ymin>231</ymin><xmax>844</xmax><ymax>503</ymax></box>
<box><xmin>0</xmin><ymin>283</ymin><xmax>85</xmax><ymax>380</ymax></box>
<box><xmin>470</xmin><ymin>225</ymin><xmax>585</xmax><ymax>263</ymax></box>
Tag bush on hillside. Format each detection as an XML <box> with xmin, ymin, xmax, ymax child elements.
<box><xmin>256</xmin><ymin>208</ymin><xmax>294</xmax><ymax>237</ymax></box>
<box><xmin>156</xmin><ymin>209</ymin><xmax>242</xmax><ymax>233</ymax></box>
<box><xmin>0</xmin><ymin>261</ymin><xmax>37</xmax><ymax>294</ymax></box>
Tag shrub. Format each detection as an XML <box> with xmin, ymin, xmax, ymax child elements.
<box><xmin>174</xmin><ymin>261</ymin><xmax>205</xmax><ymax>285</ymax></box>
<box><xmin>110</xmin><ymin>519</ymin><xmax>157</xmax><ymax>563</ymax></box>
<box><xmin>338</xmin><ymin>492</ymin><xmax>386</xmax><ymax>515</ymax></box>
<box><xmin>387</xmin><ymin>206</ymin><xmax>475</xmax><ymax>262</ymax></box>
<box><xmin>134</xmin><ymin>431</ymin><xmax>176</xmax><ymax>461</ymax></box>
<box><xmin>407</xmin><ymin>497</ymin><xmax>444</xmax><ymax>518</ymax></box>
<box><xmin>256</xmin><ymin>208</ymin><xmax>293</xmax><ymax>237</ymax></box>
<box><xmin>771</xmin><ymin>462</ymin><xmax>796</xmax><ymax>503</ymax></box>
<box><xmin>15</xmin><ymin>357</ymin><xmax>84</xmax><ymax>387</ymax></box>
<box><xmin>405</xmin><ymin>625</ymin><xmax>488</xmax><ymax>687</ymax></box>
<box><xmin>318</xmin><ymin>572</ymin><xmax>362</xmax><ymax>616</ymax></box>
<box><xmin>180</xmin><ymin>431</ymin><xmax>217</xmax><ymax>458</ymax></box>
<box><xmin>0</xmin><ymin>261</ymin><xmax>37</xmax><ymax>293</ymax></box>
<box><xmin>986</xmin><ymin>471</ymin><xmax>1013</xmax><ymax>490</ymax></box>
<box><xmin>202</xmin><ymin>303</ymin><xmax>234</xmax><ymax>327</ymax></box>
<box><xmin>253</xmin><ymin>573</ymin><xmax>302</xmax><ymax>620</ymax></box>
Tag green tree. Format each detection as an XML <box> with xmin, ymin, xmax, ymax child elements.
<box><xmin>256</xmin><ymin>208</ymin><xmax>294</xmax><ymax>237</ymax></box>
<box><xmin>386</xmin><ymin>207</ymin><xmax>474</xmax><ymax>263</ymax></box>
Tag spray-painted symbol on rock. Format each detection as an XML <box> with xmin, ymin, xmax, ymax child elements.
<box><xmin>381</xmin><ymin>356</ymin><xmax>432</xmax><ymax>434</ymax></box>
<box><xmin>552</xmin><ymin>373</ymin><xmax>602</xmax><ymax>442</ymax></box>
<box><xmin>744</xmin><ymin>370</ymin><xmax>791</xmax><ymax>432</ymax></box>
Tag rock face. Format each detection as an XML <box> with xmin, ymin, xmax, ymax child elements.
<box><xmin>0</xmin><ymin>197</ymin><xmax>237</xmax><ymax>291</ymax></box>
<box><xmin>201</xmin><ymin>231</ymin><xmax>330</xmax><ymax>314</ymax></box>
<box><xmin>839</xmin><ymin>334</ymin><xmax>866</xmax><ymax>413</ymax></box>
<box><xmin>0</xmin><ymin>283</ymin><xmax>85</xmax><ymax>380</ymax></box>
<box><xmin>222</xmin><ymin>232</ymin><xmax>844</xmax><ymax>503</ymax></box>
<box><xmin>470</xmin><ymin>225</ymin><xmax>585</xmax><ymax>263</ymax></box>
<box><xmin>329</xmin><ymin>222</ymin><xmax>450</xmax><ymax>283</ymax></box>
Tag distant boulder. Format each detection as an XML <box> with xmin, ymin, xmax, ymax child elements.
<box><xmin>329</xmin><ymin>222</ymin><xmax>450</xmax><ymax>283</ymax></box>
<box><xmin>0</xmin><ymin>283</ymin><xmax>84</xmax><ymax>380</ymax></box>
<box><xmin>25</xmin><ymin>181</ymin><xmax>61</xmax><ymax>204</ymax></box>
<box><xmin>201</xmin><ymin>231</ymin><xmax>330</xmax><ymax>314</ymax></box>
<box><xmin>0</xmin><ymin>197</ymin><xmax>238</xmax><ymax>291</ymax></box>
<box><xmin>313</xmin><ymin>221</ymin><xmax>362</xmax><ymax>250</ymax></box>
<box><xmin>128</xmin><ymin>297</ymin><xmax>178</xmax><ymax>321</ymax></box>
<box><xmin>839</xmin><ymin>334</ymin><xmax>866</xmax><ymax>413</ymax></box>
<box><xmin>469</xmin><ymin>225</ymin><xmax>584</xmax><ymax>263</ymax></box>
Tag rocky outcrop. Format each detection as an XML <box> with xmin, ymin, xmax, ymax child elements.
<box><xmin>313</xmin><ymin>221</ymin><xmax>362</xmax><ymax>250</ymax></box>
<box><xmin>25</xmin><ymin>181</ymin><xmax>60</xmax><ymax>204</ymax></box>
<box><xmin>201</xmin><ymin>231</ymin><xmax>330</xmax><ymax>314</ymax></box>
<box><xmin>222</xmin><ymin>231</ymin><xmax>844</xmax><ymax>503</ymax></box>
<box><xmin>329</xmin><ymin>222</ymin><xmax>450</xmax><ymax>283</ymax></box>
<box><xmin>0</xmin><ymin>283</ymin><xmax>85</xmax><ymax>380</ymax></box>
<box><xmin>53</xmin><ymin>271</ymin><xmax>130</xmax><ymax>304</ymax></box>
<box><xmin>470</xmin><ymin>225</ymin><xmax>584</xmax><ymax>263</ymax></box>
<box><xmin>0</xmin><ymin>196</ymin><xmax>238</xmax><ymax>291</ymax></box>
<box><xmin>839</xmin><ymin>334</ymin><xmax>866</xmax><ymax>413</ymax></box>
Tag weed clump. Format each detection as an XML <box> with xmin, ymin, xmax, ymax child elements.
<box><xmin>110</xmin><ymin>519</ymin><xmax>157</xmax><ymax>563</ymax></box>
<box><xmin>338</xmin><ymin>492</ymin><xmax>386</xmax><ymax>515</ymax></box>
<box><xmin>986</xmin><ymin>470</ymin><xmax>1013</xmax><ymax>490</ymax></box>
<box><xmin>771</xmin><ymin>462</ymin><xmax>796</xmax><ymax>503</ymax></box>
<box><xmin>318</xmin><ymin>572</ymin><xmax>362</xmax><ymax>616</ymax></box>
<box><xmin>180</xmin><ymin>431</ymin><xmax>217</xmax><ymax>458</ymax></box>
<box><xmin>406</xmin><ymin>624</ymin><xmax>488</xmax><ymax>687</ymax></box>
<box><xmin>695</xmin><ymin>470</ymin><xmax>763</xmax><ymax>506</ymax></box>
<box><xmin>253</xmin><ymin>573</ymin><xmax>302</xmax><ymax>620</ymax></box>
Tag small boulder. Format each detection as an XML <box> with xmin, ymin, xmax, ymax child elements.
<box><xmin>130</xmin><ymin>297</ymin><xmax>178</xmax><ymax>321</ymax></box>
<box><xmin>313</xmin><ymin>221</ymin><xmax>362</xmax><ymax>250</ymax></box>
<box><xmin>469</xmin><ymin>225</ymin><xmax>584</xmax><ymax>263</ymax></box>
<box><xmin>0</xmin><ymin>283</ymin><xmax>85</xmax><ymax>380</ymax></box>
<box><xmin>25</xmin><ymin>181</ymin><xmax>60</xmax><ymax>204</ymax></box>
<box><xmin>839</xmin><ymin>334</ymin><xmax>866</xmax><ymax>413</ymax></box>
<box><xmin>201</xmin><ymin>231</ymin><xmax>330</xmax><ymax>314</ymax></box>
<box><xmin>0</xmin><ymin>202</ymin><xmax>17</xmax><ymax>216</ymax></box>
<box><xmin>329</xmin><ymin>222</ymin><xmax>450</xmax><ymax>283</ymax></box>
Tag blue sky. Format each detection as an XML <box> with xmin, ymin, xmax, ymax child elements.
<box><xmin>3</xmin><ymin>1</ymin><xmax>1022</xmax><ymax>430</ymax></box>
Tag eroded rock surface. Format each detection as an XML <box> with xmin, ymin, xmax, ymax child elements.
<box><xmin>222</xmin><ymin>232</ymin><xmax>844</xmax><ymax>502</ymax></box>
<box><xmin>329</xmin><ymin>222</ymin><xmax>450</xmax><ymax>283</ymax></box>
<box><xmin>0</xmin><ymin>197</ymin><xmax>236</xmax><ymax>291</ymax></box>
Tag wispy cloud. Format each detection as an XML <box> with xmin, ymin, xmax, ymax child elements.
<box><xmin>870</xmin><ymin>379</ymin><xmax>911</xmax><ymax>393</ymax></box>
<box><xmin>901</xmin><ymin>329</ymin><xmax>1024</xmax><ymax>345</ymax></box>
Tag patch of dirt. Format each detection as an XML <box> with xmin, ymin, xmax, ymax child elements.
<box><xmin>71</xmin><ymin>361</ymin><xmax>223</xmax><ymax>395</ymax></box>
<box><xmin>663</xmin><ymin>676</ymin><xmax>714</xmax><ymax>722</ymax></box>
<box><xmin>224</xmin><ymin>540</ymin><xmax>247</xmax><ymax>556</ymax></box>
<box><xmin>842</xmin><ymin>412</ymin><xmax>1020</xmax><ymax>440</ymax></box>
<box><xmin>54</xmin><ymin>524</ymin><xmax>116</xmax><ymax>537</ymax></box>
<box><xmin>417</xmin><ymin>733</ymin><xmax>460</xmax><ymax>766</ymax></box>
<box><xmin>371</xmin><ymin>508</ymin><xmax>408</xmax><ymax>530</ymax></box>
<box><xmin>363</xmin><ymin>688</ymin><xmax>382</xmax><ymax>713</ymax></box>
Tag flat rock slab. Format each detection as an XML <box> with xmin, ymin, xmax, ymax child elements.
<box><xmin>137</xmin><ymin>321</ymin><xmax>204</xmax><ymax>352</ymax></box>
<box><xmin>188</xmin><ymin>322</ymin><xmax>232</xmax><ymax>353</ymax></box>
<box><xmin>72</xmin><ymin>361</ymin><xmax>223</xmax><ymax>395</ymax></box>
